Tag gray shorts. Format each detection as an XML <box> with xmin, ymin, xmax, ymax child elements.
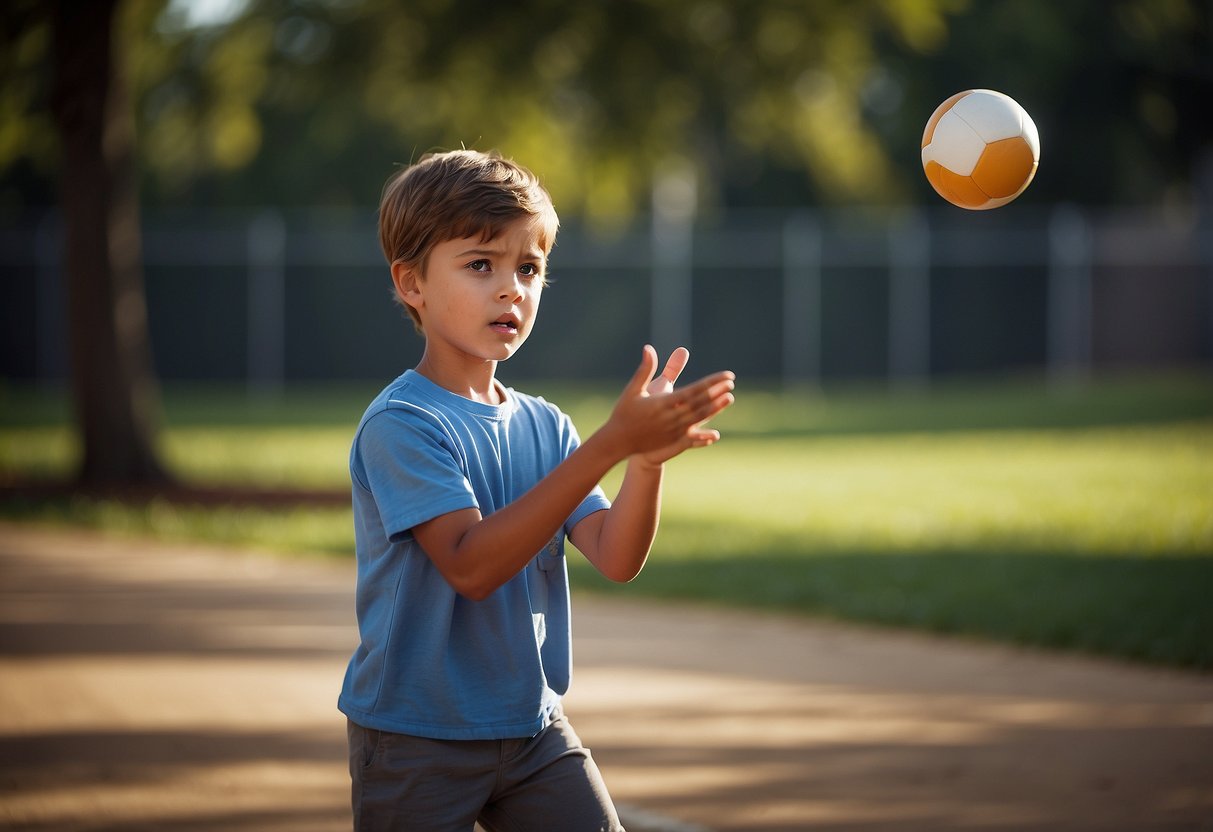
<box><xmin>347</xmin><ymin>707</ymin><xmax>625</xmax><ymax>832</ymax></box>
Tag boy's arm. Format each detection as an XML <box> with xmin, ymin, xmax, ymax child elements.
<box><xmin>569</xmin><ymin>347</ymin><xmax>725</xmax><ymax>582</ymax></box>
<box><xmin>567</xmin><ymin>458</ymin><xmax>662</xmax><ymax>582</ymax></box>
<box><xmin>411</xmin><ymin>347</ymin><xmax>734</xmax><ymax>601</ymax></box>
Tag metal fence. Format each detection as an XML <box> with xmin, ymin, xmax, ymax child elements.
<box><xmin>2</xmin><ymin>203</ymin><xmax>1210</xmax><ymax>391</ymax></box>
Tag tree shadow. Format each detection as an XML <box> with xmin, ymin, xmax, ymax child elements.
<box><xmin>0</xmin><ymin>529</ymin><xmax>359</xmax><ymax>830</ymax></box>
<box><xmin>0</xmin><ymin>727</ymin><xmax>342</xmax><ymax>794</ymax></box>
<box><xmin>0</xmin><ymin>537</ymin><xmax>354</xmax><ymax>659</ymax></box>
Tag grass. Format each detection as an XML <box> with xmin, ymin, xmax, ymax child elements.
<box><xmin>1</xmin><ymin>373</ymin><xmax>1211</xmax><ymax>668</ymax></box>
<box><xmin>574</xmin><ymin>422</ymin><xmax>1212</xmax><ymax>667</ymax></box>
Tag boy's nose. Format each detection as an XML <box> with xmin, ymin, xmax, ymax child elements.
<box><xmin>499</xmin><ymin>276</ymin><xmax>524</xmax><ymax>300</ymax></box>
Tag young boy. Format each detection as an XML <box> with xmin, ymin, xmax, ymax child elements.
<box><xmin>338</xmin><ymin>149</ymin><xmax>735</xmax><ymax>831</ymax></box>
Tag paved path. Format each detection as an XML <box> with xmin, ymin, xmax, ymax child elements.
<box><xmin>1</xmin><ymin>523</ymin><xmax>1210</xmax><ymax>831</ymax></box>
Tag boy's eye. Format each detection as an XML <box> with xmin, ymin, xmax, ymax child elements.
<box><xmin>468</xmin><ymin>259</ymin><xmax>491</xmax><ymax>273</ymax></box>
<box><xmin>518</xmin><ymin>263</ymin><xmax>541</xmax><ymax>278</ymax></box>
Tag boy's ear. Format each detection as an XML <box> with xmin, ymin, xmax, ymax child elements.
<box><xmin>391</xmin><ymin>261</ymin><xmax>424</xmax><ymax>311</ymax></box>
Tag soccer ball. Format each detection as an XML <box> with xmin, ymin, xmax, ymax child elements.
<box><xmin>921</xmin><ymin>89</ymin><xmax>1040</xmax><ymax>210</ymax></box>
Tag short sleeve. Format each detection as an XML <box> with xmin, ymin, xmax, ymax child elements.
<box><xmin>353</xmin><ymin>408</ymin><xmax>479</xmax><ymax>542</ymax></box>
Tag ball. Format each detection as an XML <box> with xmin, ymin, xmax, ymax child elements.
<box><xmin>920</xmin><ymin>89</ymin><xmax>1040</xmax><ymax>210</ymax></box>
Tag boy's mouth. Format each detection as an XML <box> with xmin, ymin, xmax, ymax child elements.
<box><xmin>490</xmin><ymin>314</ymin><xmax>520</xmax><ymax>334</ymax></box>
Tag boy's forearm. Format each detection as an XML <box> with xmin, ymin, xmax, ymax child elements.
<box><xmin>441</xmin><ymin>429</ymin><xmax>624</xmax><ymax>598</ymax></box>
<box><xmin>585</xmin><ymin>458</ymin><xmax>664</xmax><ymax>582</ymax></box>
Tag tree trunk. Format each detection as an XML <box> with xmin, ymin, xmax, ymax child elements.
<box><xmin>49</xmin><ymin>0</ymin><xmax>171</xmax><ymax>487</ymax></box>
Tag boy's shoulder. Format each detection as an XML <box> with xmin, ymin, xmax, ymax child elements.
<box><xmin>359</xmin><ymin>370</ymin><xmax>421</xmax><ymax>420</ymax></box>
<box><xmin>357</xmin><ymin>371</ymin><xmax>469</xmax><ymax>432</ymax></box>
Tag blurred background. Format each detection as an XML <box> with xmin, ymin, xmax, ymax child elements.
<box><xmin>2</xmin><ymin>0</ymin><xmax>1211</xmax><ymax>394</ymax></box>
<box><xmin>0</xmin><ymin>0</ymin><xmax>1210</xmax><ymax>667</ymax></box>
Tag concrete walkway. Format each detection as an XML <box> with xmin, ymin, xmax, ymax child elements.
<box><xmin>0</xmin><ymin>523</ymin><xmax>1210</xmax><ymax>831</ymax></box>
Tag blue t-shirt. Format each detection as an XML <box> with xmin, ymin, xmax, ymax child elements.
<box><xmin>338</xmin><ymin>370</ymin><xmax>610</xmax><ymax>740</ymax></box>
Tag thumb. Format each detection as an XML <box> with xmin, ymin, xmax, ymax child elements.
<box><xmin>624</xmin><ymin>345</ymin><xmax>659</xmax><ymax>396</ymax></box>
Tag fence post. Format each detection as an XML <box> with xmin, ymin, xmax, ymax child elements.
<box><xmin>888</xmin><ymin>208</ymin><xmax>931</xmax><ymax>388</ymax></box>
<box><xmin>1199</xmin><ymin>149</ymin><xmax>1213</xmax><ymax>376</ymax></box>
<box><xmin>34</xmin><ymin>212</ymin><xmax>65</xmax><ymax>390</ymax></box>
<box><xmin>650</xmin><ymin>163</ymin><xmax>696</xmax><ymax>356</ymax></box>
<box><xmin>1206</xmin><ymin>214</ymin><xmax>1212</xmax><ymax>376</ymax></box>
<box><xmin>247</xmin><ymin>210</ymin><xmax>286</xmax><ymax>398</ymax></box>
<box><xmin>1047</xmin><ymin>204</ymin><xmax>1092</xmax><ymax>387</ymax></box>
<box><xmin>782</xmin><ymin>212</ymin><xmax>822</xmax><ymax>389</ymax></box>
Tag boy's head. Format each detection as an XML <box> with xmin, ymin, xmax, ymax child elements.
<box><xmin>379</xmin><ymin>149</ymin><xmax>560</xmax><ymax>331</ymax></box>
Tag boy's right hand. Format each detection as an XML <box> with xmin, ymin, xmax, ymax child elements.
<box><xmin>598</xmin><ymin>345</ymin><xmax>735</xmax><ymax>463</ymax></box>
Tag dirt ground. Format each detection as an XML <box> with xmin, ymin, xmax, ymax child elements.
<box><xmin>0</xmin><ymin>522</ymin><xmax>1210</xmax><ymax>831</ymax></box>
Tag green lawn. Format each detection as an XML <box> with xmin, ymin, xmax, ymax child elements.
<box><xmin>2</xmin><ymin>374</ymin><xmax>1211</xmax><ymax>668</ymax></box>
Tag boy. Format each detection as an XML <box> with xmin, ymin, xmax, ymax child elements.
<box><xmin>338</xmin><ymin>149</ymin><xmax>735</xmax><ymax>831</ymax></box>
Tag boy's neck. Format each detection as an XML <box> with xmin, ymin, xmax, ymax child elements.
<box><xmin>414</xmin><ymin>354</ymin><xmax>505</xmax><ymax>406</ymax></box>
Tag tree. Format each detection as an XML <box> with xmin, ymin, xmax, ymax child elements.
<box><xmin>49</xmin><ymin>0</ymin><xmax>169</xmax><ymax>486</ymax></box>
<box><xmin>132</xmin><ymin>0</ymin><xmax>964</xmax><ymax>221</ymax></box>
<box><xmin>2</xmin><ymin>0</ymin><xmax>1209</xmax><ymax>488</ymax></box>
<box><xmin>124</xmin><ymin>0</ymin><xmax>1210</xmax><ymax>218</ymax></box>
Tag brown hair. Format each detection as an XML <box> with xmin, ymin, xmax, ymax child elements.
<box><xmin>379</xmin><ymin>149</ymin><xmax>560</xmax><ymax>330</ymax></box>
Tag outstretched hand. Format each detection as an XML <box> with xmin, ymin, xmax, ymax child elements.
<box><xmin>601</xmin><ymin>345</ymin><xmax>735</xmax><ymax>467</ymax></box>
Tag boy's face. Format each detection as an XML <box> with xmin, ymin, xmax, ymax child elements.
<box><xmin>398</xmin><ymin>215</ymin><xmax>549</xmax><ymax>366</ymax></box>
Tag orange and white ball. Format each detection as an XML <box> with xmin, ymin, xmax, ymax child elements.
<box><xmin>921</xmin><ymin>89</ymin><xmax>1040</xmax><ymax>210</ymax></box>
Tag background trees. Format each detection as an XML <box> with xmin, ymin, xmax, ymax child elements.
<box><xmin>134</xmin><ymin>0</ymin><xmax>1213</xmax><ymax>215</ymax></box>
<box><xmin>8</xmin><ymin>0</ymin><xmax>1209</xmax><ymax>218</ymax></box>
<box><xmin>1</xmin><ymin>0</ymin><xmax>1210</xmax><ymax>486</ymax></box>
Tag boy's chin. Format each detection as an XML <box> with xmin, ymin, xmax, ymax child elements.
<box><xmin>494</xmin><ymin>339</ymin><xmax>529</xmax><ymax>361</ymax></box>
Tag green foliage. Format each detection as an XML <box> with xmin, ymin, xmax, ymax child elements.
<box><xmin>127</xmin><ymin>0</ymin><xmax>961</xmax><ymax>218</ymax></box>
<box><xmin>0</xmin><ymin>1</ymin><xmax>57</xmax><ymax>182</ymax></box>
<box><xmin>4</xmin><ymin>0</ymin><xmax>1210</xmax><ymax>216</ymax></box>
<box><xmin>2</xmin><ymin>375</ymin><xmax>1210</xmax><ymax>667</ymax></box>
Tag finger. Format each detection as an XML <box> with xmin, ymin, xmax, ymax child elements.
<box><xmin>703</xmin><ymin>375</ymin><xmax>737</xmax><ymax>399</ymax></box>
<box><xmin>679</xmin><ymin>384</ymin><xmax>735</xmax><ymax>425</ymax></box>
<box><xmin>689</xmin><ymin>392</ymin><xmax>734</xmax><ymax>426</ymax></box>
<box><xmin>660</xmin><ymin>347</ymin><xmax>691</xmax><ymax>385</ymax></box>
<box><xmin>624</xmin><ymin>345</ymin><xmax>659</xmax><ymax>396</ymax></box>
<box><xmin>679</xmin><ymin>370</ymin><xmax>736</xmax><ymax>397</ymax></box>
<box><xmin>672</xmin><ymin>371</ymin><xmax>735</xmax><ymax>408</ymax></box>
